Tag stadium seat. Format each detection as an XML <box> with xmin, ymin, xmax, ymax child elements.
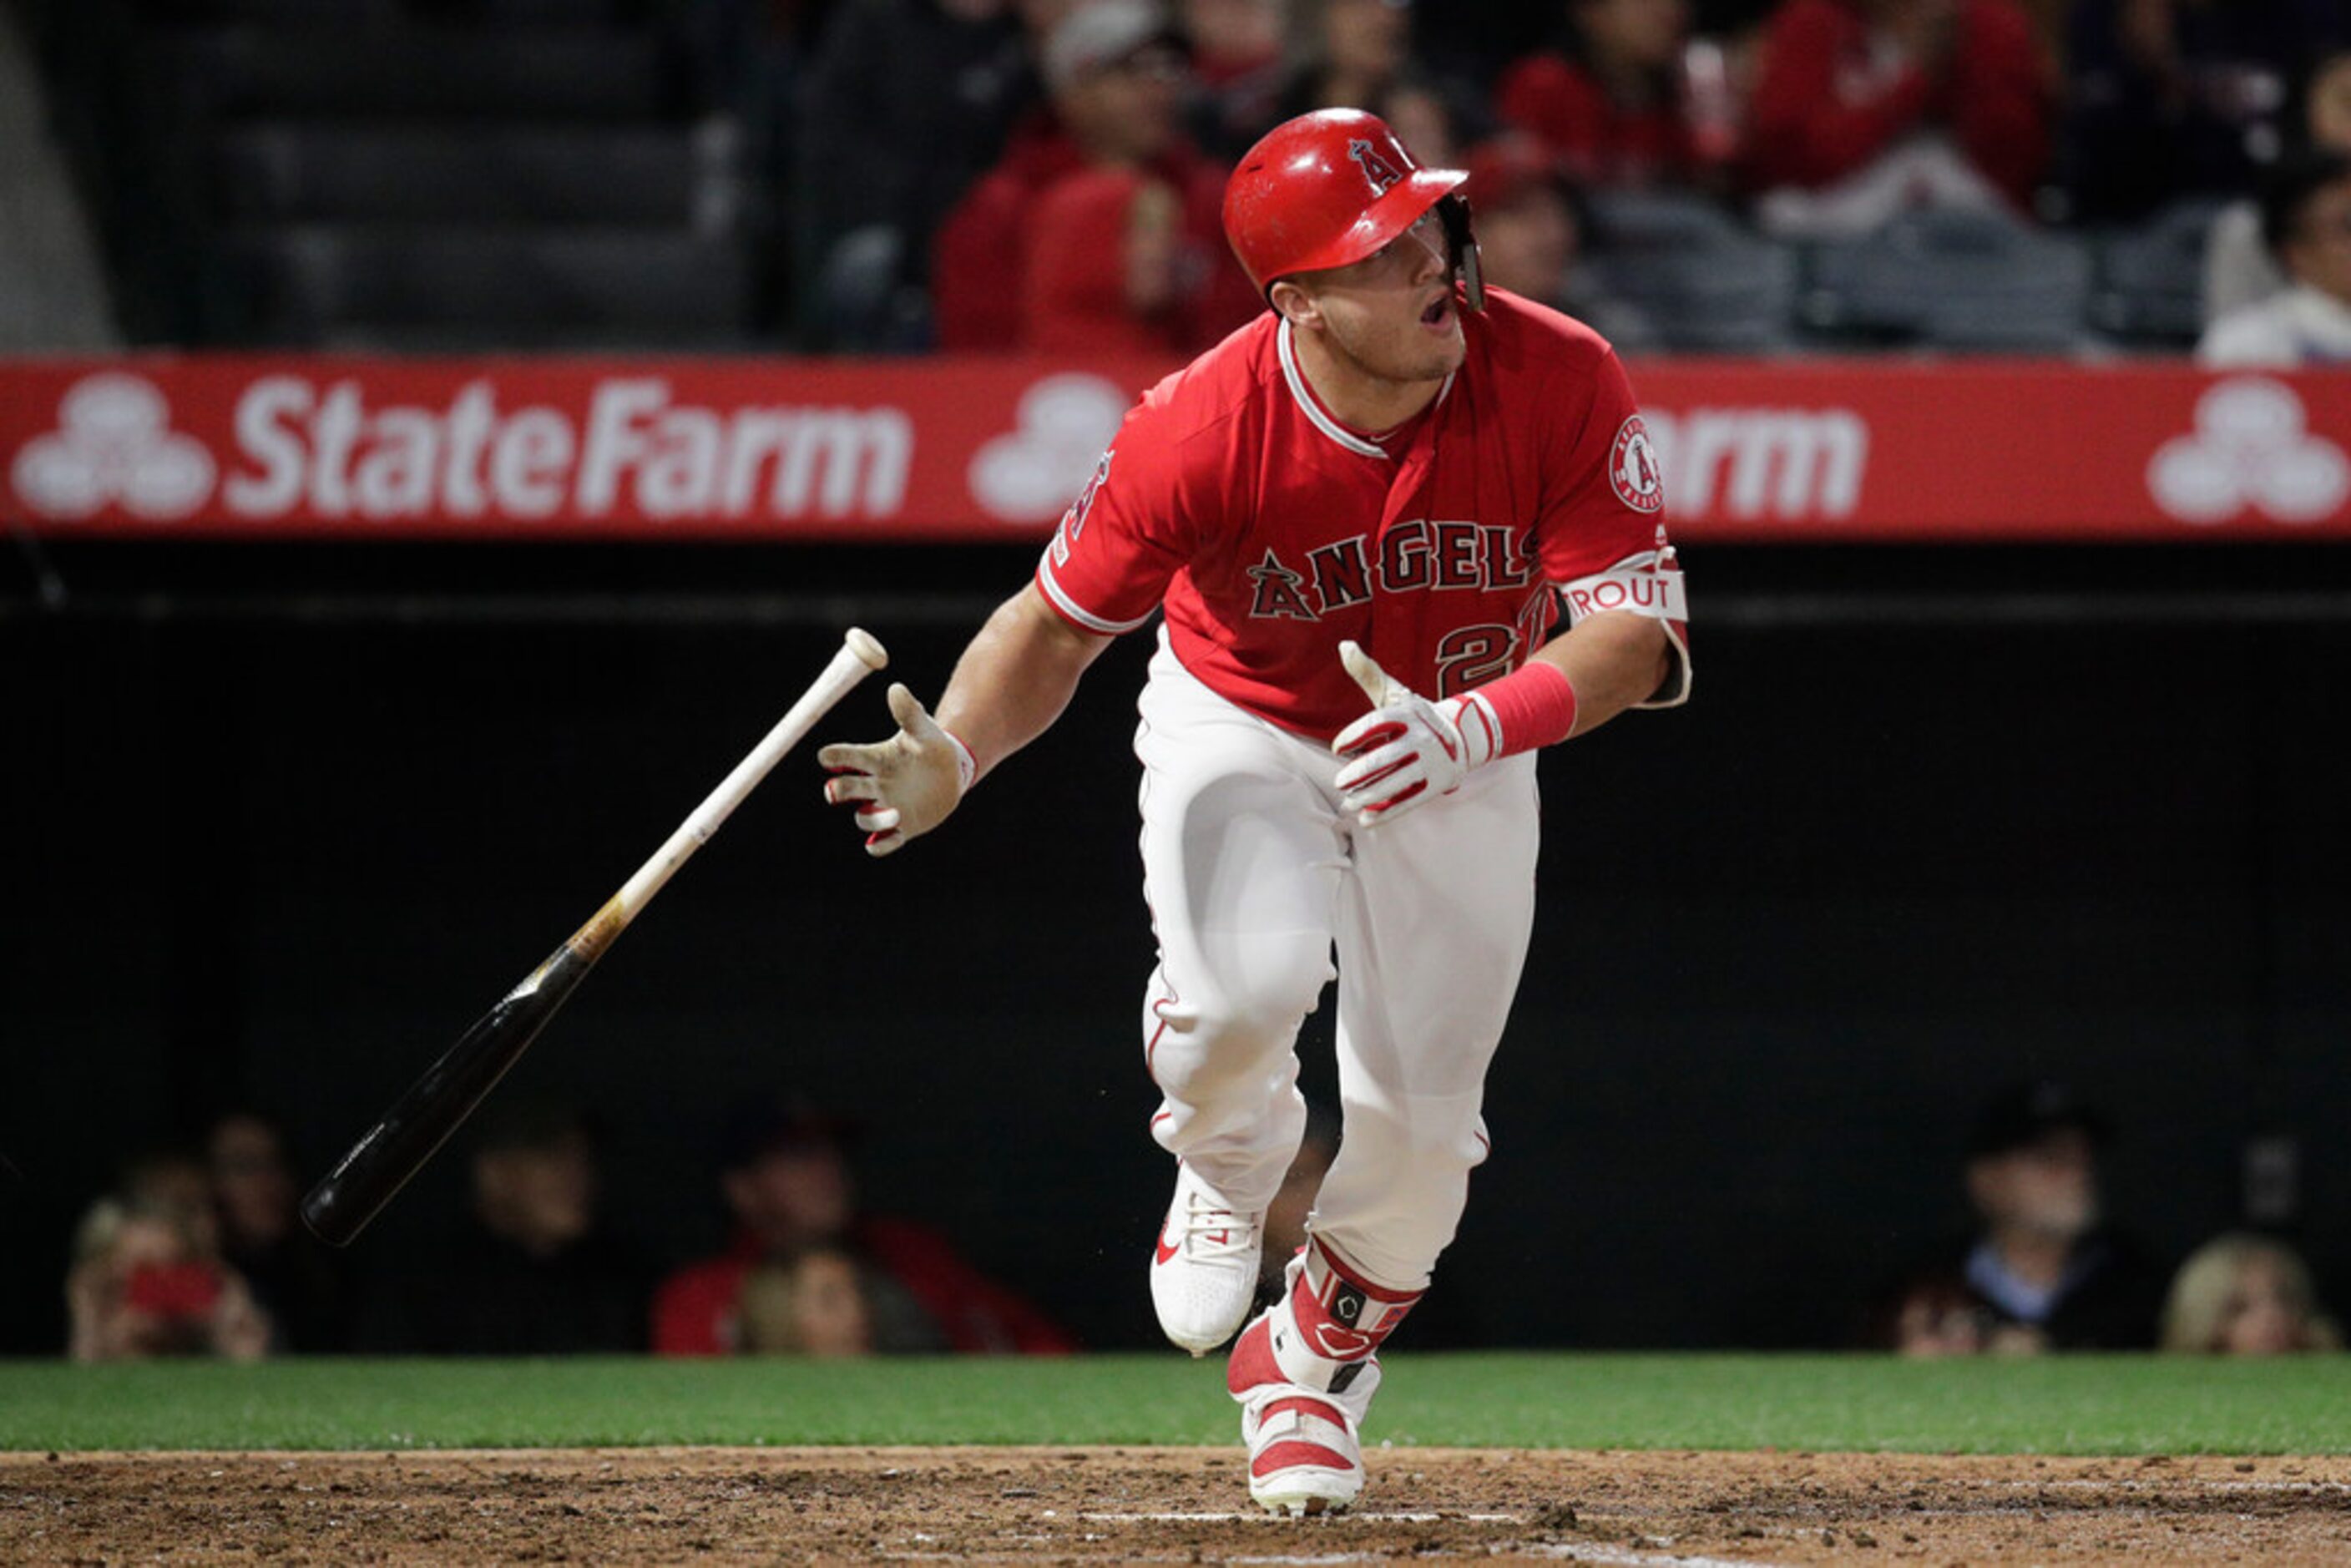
<box><xmin>1579</xmin><ymin>190</ymin><xmax>1799</xmax><ymax>354</ymax></box>
<box><xmin>210</xmin><ymin>226</ymin><xmax>756</xmax><ymax>346</ymax></box>
<box><xmin>2091</xmin><ymin>198</ymin><xmax>2225</xmax><ymax>350</ymax></box>
<box><xmin>158</xmin><ymin>25</ymin><xmax>679</xmax><ymax>122</ymax></box>
<box><xmin>1800</xmin><ymin>209</ymin><xmax>2097</xmax><ymax>352</ymax></box>
<box><xmin>211</xmin><ymin>122</ymin><xmax>734</xmax><ymax>229</ymax></box>
<box><xmin>447</xmin><ymin>0</ymin><xmax>645</xmax><ymax>24</ymax></box>
<box><xmin>140</xmin><ymin>0</ymin><xmax>641</xmax><ymax>23</ymax></box>
<box><xmin>135</xmin><ymin>0</ymin><xmax>400</xmax><ymax>23</ymax></box>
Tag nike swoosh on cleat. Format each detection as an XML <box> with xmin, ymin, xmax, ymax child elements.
<box><xmin>1155</xmin><ymin>1227</ymin><xmax>1181</xmax><ymax>1266</ymax></box>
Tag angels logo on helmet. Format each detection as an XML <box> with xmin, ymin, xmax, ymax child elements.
<box><xmin>1347</xmin><ymin>138</ymin><xmax>1405</xmax><ymax>197</ymax></box>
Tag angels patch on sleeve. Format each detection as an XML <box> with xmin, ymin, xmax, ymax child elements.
<box><xmin>1609</xmin><ymin>415</ymin><xmax>1665</xmax><ymax>514</ymax></box>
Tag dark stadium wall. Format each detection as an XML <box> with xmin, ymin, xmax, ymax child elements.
<box><xmin>4</xmin><ymin>543</ymin><xmax>2346</xmax><ymax>1355</ymax></box>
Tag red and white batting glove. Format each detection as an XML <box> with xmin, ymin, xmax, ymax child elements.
<box><xmin>817</xmin><ymin>683</ymin><xmax>978</xmax><ymax>857</ymax></box>
<box><xmin>1330</xmin><ymin>640</ymin><xmax>1578</xmax><ymax>826</ymax></box>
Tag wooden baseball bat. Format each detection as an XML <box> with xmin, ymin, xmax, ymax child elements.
<box><xmin>300</xmin><ymin>628</ymin><xmax>888</xmax><ymax>1247</ymax></box>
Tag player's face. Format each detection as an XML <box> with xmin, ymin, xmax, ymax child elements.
<box><xmin>1294</xmin><ymin>209</ymin><xmax>1467</xmax><ymax>387</ymax></box>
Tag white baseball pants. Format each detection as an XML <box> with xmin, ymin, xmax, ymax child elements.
<box><xmin>1132</xmin><ymin>635</ymin><xmax>1540</xmax><ymax>1292</ymax></box>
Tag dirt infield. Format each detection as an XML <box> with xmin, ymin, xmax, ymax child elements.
<box><xmin>7</xmin><ymin>1447</ymin><xmax>2351</xmax><ymax>1565</ymax></box>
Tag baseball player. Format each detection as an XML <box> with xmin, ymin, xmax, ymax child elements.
<box><xmin>821</xmin><ymin>107</ymin><xmax>1690</xmax><ymax>1516</ymax></box>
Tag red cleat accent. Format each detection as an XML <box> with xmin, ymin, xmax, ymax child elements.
<box><xmin>1251</xmin><ymin>1439</ymin><xmax>1353</xmax><ymax>1479</ymax></box>
<box><xmin>1256</xmin><ymin>1394</ymin><xmax>1343</xmax><ymax>1427</ymax></box>
<box><xmin>1226</xmin><ymin>1314</ymin><xmax>1282</xmax><ymax>1395</ymax></box>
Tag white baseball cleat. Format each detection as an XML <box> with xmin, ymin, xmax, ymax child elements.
<box><xmin>1226</xmin><ymin>1310</ymin><xmax>1379</xmax><ymax>1516</ymax></box>
<box><xmin>1149</xmin><ymin>1163</ymin><xmax>1264</xmax><ymax>1356</ymax></box>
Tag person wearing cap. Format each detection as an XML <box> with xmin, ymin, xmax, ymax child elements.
<box><xmin>933</xmin><ymin>0</ymin><xmax>1261</xmax><ymax>351</ymax></box>
<box><xmin>822</xmin><ymin>107</ymin><xmax>1687</xmax><ymax>1514</ymax></box>
<box><xmin>649</xmin><ymin>1104</ymin><xmax>1075</xmax><ymax>1356</ymax></box>
<box><xmin>1871</xmin><ymin>1081</ymin><xmax>2165</xmax><ymax>1353</ymax></box>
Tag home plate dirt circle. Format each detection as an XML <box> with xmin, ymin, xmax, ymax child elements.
<box><xmin>8</xmin><ymin>1447</ymin><xmax>2351</xmax><ymax>1564</ymax></box>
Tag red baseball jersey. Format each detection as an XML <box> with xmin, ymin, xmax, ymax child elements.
<box><xmin>1034</xmin><ymin>286</ymin><xmax>1691</xmax><ymax>741</ymax></box>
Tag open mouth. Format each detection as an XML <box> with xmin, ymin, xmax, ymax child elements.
<box><xmin>1419</xmin><ymin>295</ymin><xmax>1452</xmax><ymax>327</ymax></box>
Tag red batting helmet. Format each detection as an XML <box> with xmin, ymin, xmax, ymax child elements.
<box><xmin>1222</xmin><ymin>108</ymin><xmax>1484</xmax><ymax>307</ymax></box>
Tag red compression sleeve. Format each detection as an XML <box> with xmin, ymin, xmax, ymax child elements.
<box><xmin>1462</xmin><ymin>659</ymin><xmax>1580</xmax><ymax>757</ymax></box>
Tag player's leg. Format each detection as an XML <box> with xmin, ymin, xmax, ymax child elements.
<box><xmin>1227</xmin><ymin>755</ymin><xmax>1540</xmax><ymax>1513</ymax></box>
<box><xmin>1314</xmin><ymin>751</ymin><xmax>1539</xmax><ymax>1284</ymax></box>
<box><xmin>1135</xmin><ymin>642</ymin><xmax>1347</xmax><ymax>1354</ymax></box>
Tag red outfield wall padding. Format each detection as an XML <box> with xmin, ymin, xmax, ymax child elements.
<box><xmin>3</xmin><ymin>357</ymin><xmax>2346</xmax><ymax>542</ymax></box>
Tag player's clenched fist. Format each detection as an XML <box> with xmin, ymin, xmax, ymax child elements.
<box><xmin>818</xmin><ymin>683</ymin><xmax>978</xmax><ymax>857</ymax></box>
<box><xmin>1330</xmin><ymin>641</ymin><xmax>1495</xmax><ymax>826</ymax></box>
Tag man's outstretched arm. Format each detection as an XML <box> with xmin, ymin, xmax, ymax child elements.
<box><xmin>819</xmin><ymin>584</ymin><xmax>1113</xmax><ymax>855</ymax></box>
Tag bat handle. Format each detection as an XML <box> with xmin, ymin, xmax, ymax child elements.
<box><xmin>611</xmin><ymin>628</ymin><xmax>887</xmax><ymax>917</ymax></box>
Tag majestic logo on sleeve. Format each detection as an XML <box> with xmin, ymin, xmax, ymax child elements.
<box><xmin>1609</xmin><ymin>415</ymin><xmax>1665</xmax><ymax>514</ymax></box>
<box><xmin>1347</xmin><ymin>139</ymin><xmax>1405</xmax><ymax>197</ymax></box>
<box><xmin>1048</xmin><ymin>448</ymin><xmax>1115</xmax><ymax>568</ymax></box>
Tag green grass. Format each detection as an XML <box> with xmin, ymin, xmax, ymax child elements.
<box><xmin>5</xmin><ymin>1353</ymin><xmax>2350</xmax><ymax>1455</ymax></box>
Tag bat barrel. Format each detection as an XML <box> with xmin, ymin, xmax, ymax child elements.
<box><xmin>301</xmin><ymin>943</ymin><xmax>593</xmax><ymax>1247</ymax></box>
<box><xmin>300</xmin><ymin>629</ymin><xmax>887</xmax><ymax>1247</ymax></box>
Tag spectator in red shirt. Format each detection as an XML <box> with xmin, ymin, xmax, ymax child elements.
<box><xmin>1023</xmin><ymin>168</ymin><xmax>1198</xmax><ymax>357</ymax></box>
<box><xmin>1747</xmin><ymin>0</ymin><xmax>2050</xmax><ymax>235</ymax></box>
<box><xmin>1496</xmin><ymin>0</ymin><xmax>1711</xmax><ymax>190</ymax></box>
<box><xmin>651</xmin><ymin>1105</ymin><xmax>1075</xmax><ymax>1355</ymax></box>
<box><xmin>933</xmin><ymin>0</ymin><xmax>1259</xmax><ymax>351</ymax></box>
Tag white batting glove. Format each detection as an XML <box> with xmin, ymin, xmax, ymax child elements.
<box><xmin>817</xmin><ymin>683</ymin><xmax>977</xmax><ymax>857</ymax></box>
<box><xmin>1330</xmin><ymin>640</ymin><xmax>1498</xmax><ymax>826</ymax></box>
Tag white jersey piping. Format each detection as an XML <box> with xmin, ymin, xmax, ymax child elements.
<box><xmin>1039</xmin><ymin>553</ymin><xmax>1157</xmax><ymax>635</ymax></box>
<box><xmin>1277</xmin><ymin>318</ymin><xmax>1454</xmax><ymax>459</ymax></box>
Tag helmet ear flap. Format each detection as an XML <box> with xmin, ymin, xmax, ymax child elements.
<box><xmin>1438</xmin><ymin>193</ymin><xmax>1484</xmax><ymax>311</ymax></box>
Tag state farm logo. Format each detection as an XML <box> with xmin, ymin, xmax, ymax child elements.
<box><xmin>11</xmin><ymin>372</ymin><xmax>915</xmax><ymax>524</ymax></box>
<box><xmin>968</xmin><ymin>373</ymin><xmax>1129</xmax><ymax>524</ymax></box>
<box><xmin>2149</xmin><ymin>378</ymin><xmax>2348</xmax><ymax>525</ymax></box>
<box><xmin>11</xmin><ymin>373</ymin><xmax>215</xmax><ymax>519</ymax></box>
<box><xmin>220</xmin><ymin>377</ymin><xmax>911</xmax><ymax>521</ymax></box>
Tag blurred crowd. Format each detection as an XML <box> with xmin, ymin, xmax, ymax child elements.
<box><xmin>766</xmin><ymin>0</ymin><xmax>2351</xmax><ymax>362</ymax></box>
<box><xmin>1863</xmin><ymin>1080</ymin><xmax>2340</xmax><ymax>1357</ymax></box>
<box><xmin>22</xmin><ymin>0</ymin><xmax>2350</xmax><ymax>354</ymax></box>
<box><xmin>58</xmin><ymin>1078</ymin><xmax>2341</xmax><ymax>1361</ymax></box>
<box><xmin>64</xmin><ymin>1100</ymin><xmax>1076</xmax><ymax>1362</ymax></box>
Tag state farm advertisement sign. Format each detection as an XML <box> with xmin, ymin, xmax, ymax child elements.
<box><xmin>0</xmin><ymin>359</ymin><xmax>1144</xmax><ymax>540</ymax></box>
<box><xmin>3</xmin><ymin>356</ymin><xmax>2348</xmax><ymax>541</ymax></box>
